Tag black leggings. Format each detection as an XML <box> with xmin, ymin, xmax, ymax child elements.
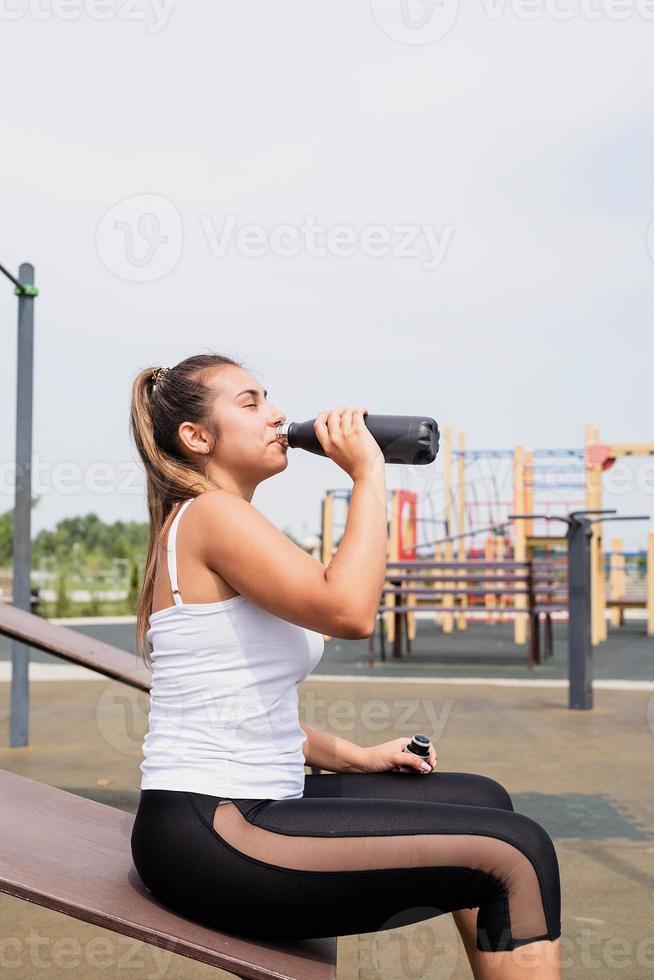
<box><xmin>130</xmin><ymin>771</ymin><xmax>561</xmax><ymax>952</ymax></box>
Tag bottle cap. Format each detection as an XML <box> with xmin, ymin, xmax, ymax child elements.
<box><xmin>405</xmin><ymin>733</ymin><xmax>431</xmax><ymax>757</ymax></box>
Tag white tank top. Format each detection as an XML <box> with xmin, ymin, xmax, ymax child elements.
<box><xmin>139</xmin><ymin>497</ymin><xmax>324</xmax><ymax>801</ymax></box>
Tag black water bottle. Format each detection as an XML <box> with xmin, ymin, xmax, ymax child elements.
<box><xmin>274</xmin><ymin>414</ymin><xmax>439</xmax><ymax>465</ymax></box>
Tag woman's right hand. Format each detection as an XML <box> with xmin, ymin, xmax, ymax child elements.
<box><xmin>313</xmin><ymin>407</ymin><xmax>384</xmax><ymax>481</ymax></box>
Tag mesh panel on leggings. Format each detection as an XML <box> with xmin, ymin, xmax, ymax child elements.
<box><xmin>212</xmin><ymin>801</ymin><xmax>548</xmax><ymax>942</ymax></box>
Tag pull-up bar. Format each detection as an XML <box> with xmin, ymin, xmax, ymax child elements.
<box><xmin>510</xmin><ymin>510</ymin><xmax>649</xmax><ymax>709</ymax></box>
<box><xmin>0</xmin><ymin>262</ymin><xmax>38</xmax><ymax>297</ymax></box>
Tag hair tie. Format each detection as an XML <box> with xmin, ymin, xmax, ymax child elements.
<box><xmin>151</xmin><ymin>366</ymin><xmax>171</xmax><ymax>387</ymax></box>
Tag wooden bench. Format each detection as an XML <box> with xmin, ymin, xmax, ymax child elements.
<box><xmin>605</xmin><ymin>597</ymin><xmax>647</xmax><ymax>627</ymax></box>
<box><xmin>0</xmin><ymin>769</ymin><xmax>336</xmax><ymax>979</ymax></box>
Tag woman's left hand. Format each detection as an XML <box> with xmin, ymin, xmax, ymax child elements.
<box><xmin>356</xmin><ymin>737</ymin><xmax>437</xmax><ymax>775</ymax></box>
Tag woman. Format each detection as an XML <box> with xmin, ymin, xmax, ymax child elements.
<box><xmin>129</xmin><ymin>352</ymin><xmax>562</xmax><ymax>978</ymax></box>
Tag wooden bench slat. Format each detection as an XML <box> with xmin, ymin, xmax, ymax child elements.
<box><xmin>0</xmin><ymin>603</ymin><xmax>151</xmax><ymax>691</ymax></box>
<box><xmin>0</xmin><ymin>769</ymin><xmax>336</xmax><ymax>980</ymax></box>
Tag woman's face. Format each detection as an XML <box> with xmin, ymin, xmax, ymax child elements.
<box><xmin>205</xmin><ymin>365</ymin><xmax>289</xmax><ymax>480</ymax></box>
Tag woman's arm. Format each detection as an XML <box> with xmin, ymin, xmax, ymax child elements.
<box><xmin>196</xmin><ymin>460</ymin><xmax>386</xmax><ymax>638</ymax></box>
<box><xmin>300</xmin><ymin>722</ymin><xmax>367</xmax><ymax>774</ymax></box>
<box><xmin>301</xmin><ymin>723</ymin><xmax>438</xmax><ymax>775</ymax></box>
<box><xmin>324</xmin><ymin>464</ymin><xmax>388</xmax><ymax>634</ymax></box>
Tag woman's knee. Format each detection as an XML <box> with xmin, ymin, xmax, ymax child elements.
<box><xmin>477</xmin><ymin>812</ymin><xmax>561</xmax><ymax>951</ymax></box>
<box><xmin>468</xmin><ymin>773</ymin><xmax>515</xmax><ymax>811</ymax></box>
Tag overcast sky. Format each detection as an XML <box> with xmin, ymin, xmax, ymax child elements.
<box><xmin>1</xmin><ymin>2</ymin><xmax>653</xmax><ymax>550</ymax></box>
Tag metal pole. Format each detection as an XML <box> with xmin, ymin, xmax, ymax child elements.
<box><xmin>567</xmin><ymin>515</ymin><xmax>593</xmax><ymax>710</ymax></box>
<box><xmin>392</xmin><ymin>577</ymin><xmax>403</xmax><ymax>659</ymax></box>
<box><xmin>527</xmin><ymin>558</ymin><xmax>539</xmax><ymax>668</ymax></box>
<box><xmin>10</xmin><ymin>263</ymin><xmax>36</xmax><ymax>746</ymax></box>
<box><xmin>544</xmin><ymin>613</ymin><xmax>553</xmax><ymax>660</ymax></box>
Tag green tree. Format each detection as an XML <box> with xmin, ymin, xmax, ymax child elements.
<box><xmin>127</xmin><ymin>559</ymin><xmax>140</xmax><ymax>614</ymax></box>
<box><xmin>0</xmin><ymin>508</ymin><xmax>12</xmax><ymax>565</ymax></box>
<box><xmin>54</xmin><ymin>568</ymin><xmax>73</xmax><ymax>618</ymax></box>
<box><xmin>0</xmin><ymin>496</ymin><xmax>42</xmax><ymax>566</ymax></box>
<box><xmin>84</xmin><ymin>594</ymin><xmax>102</xmax><ymax>616</ymax></box>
